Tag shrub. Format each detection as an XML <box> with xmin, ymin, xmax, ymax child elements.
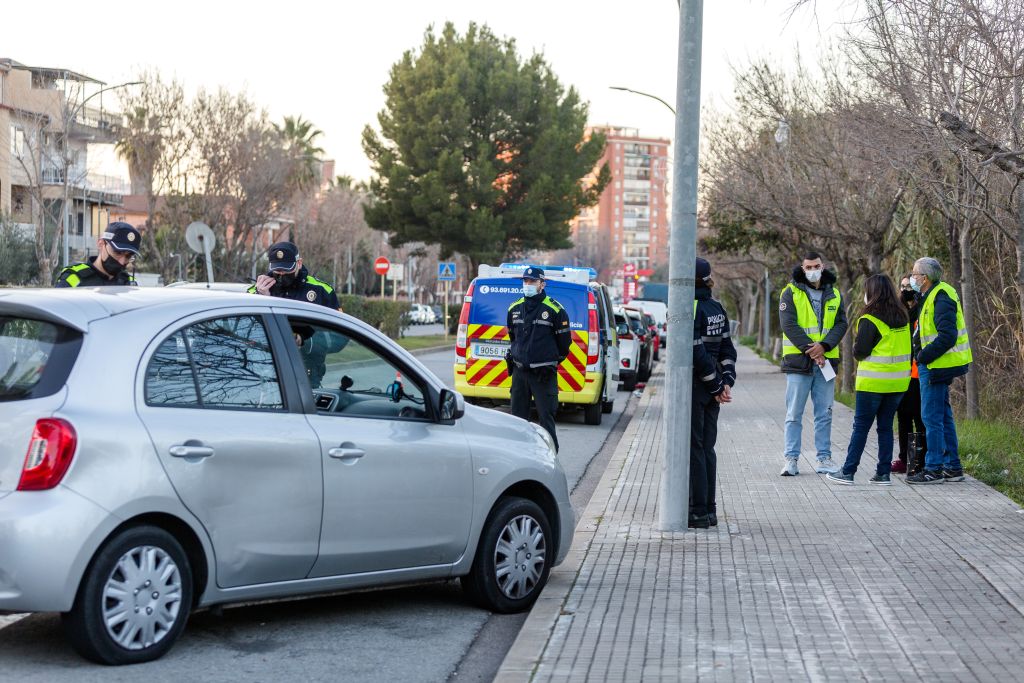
<box><xmin>338</xmin><ymin>295</ymin><xmax>411</xmax><ymax>339</ymax></box>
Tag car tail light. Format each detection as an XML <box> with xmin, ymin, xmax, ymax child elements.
<box><xmin>586</xmin><ymin>292</ymin><xmax>599</xmax><ymax>366</ymax></box>
<box><xmin>18</xmin><ymin>418</ymin><xmax>78</xmax><ymax>491</ymax></box>
<box><xmin>622</xmin><ymin>358</ymin><xmax>631</xmax><ymax>368</ymax></box>
<box><xmin>455</xmin><ymin>282</ymin><xmax>475</xmax><ymax>363</ymax></box>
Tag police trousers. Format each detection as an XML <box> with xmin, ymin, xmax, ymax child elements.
<box><xmin>689</xmin><ymin>386</ymin><xmax>721</xmax><ymax>517</ymax></box>
<box><xmin>510</xmin><ymin>365</ymin><xmax>560</xmax><ymax>452</ymax></box>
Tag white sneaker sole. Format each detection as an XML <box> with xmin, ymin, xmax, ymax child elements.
<box><xmin>826</xmin><ymin>474</ymin><xmax>854</xmax><ymax>485</ymax></box>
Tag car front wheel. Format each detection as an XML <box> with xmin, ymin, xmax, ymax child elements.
<box><xmin>62</xmin><ymin>526</ymin><xmax>193</xmax><ymax>665</ymax></box>
<box><xmin>462</xmin><ymin>496</ymin><xmax>552</xmax><ymax>613</ymax></box>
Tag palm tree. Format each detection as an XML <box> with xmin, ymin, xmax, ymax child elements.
<box><xmin>115</xmin><ymin>106</ymin><xmax>161</xmax><ymax>195</ymax></box>
<box><xmin>275</xmin><ymin>115</ymin><xmax>325</xmax><ymax>191</ymax></box>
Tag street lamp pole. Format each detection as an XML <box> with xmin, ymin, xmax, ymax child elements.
<box><xmin>62</xmin><ymin>79</ymin><xmax>142</xmax><ymax>268</ymax></box>
<box><xmin>659</xmin><ymin>0</ymin><xmax>703</xmax><ymax>531</ymax></box>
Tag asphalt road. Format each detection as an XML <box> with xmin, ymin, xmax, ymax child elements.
<box><xmin>0</xmin><ymin>346</ymin><xmax>634</xmax><ymax>682</ymax></box>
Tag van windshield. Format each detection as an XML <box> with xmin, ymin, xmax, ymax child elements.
<box><xmin>470</xmin><ymin>279</ymin><xmax>587</xmax><ymax>331</ymax></box>
<box><xmin>0</xmin><ymin>317</ymin><xmax>80</xmax><ymax>401</ymax></box>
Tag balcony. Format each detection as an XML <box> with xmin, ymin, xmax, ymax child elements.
<box><xmin>70</xmin><ymin>105</ymin><xmax>119</xmax><ymax>142</ymax></box>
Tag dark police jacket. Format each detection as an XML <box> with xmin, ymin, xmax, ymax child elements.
<box><xmin>694</xmin><ymin>286</ymin><xmax>737</xmax><ymax>395</ymax></box>
<box><xmin>506</xmin><ymin>293</ymin><xmax>572</xmax><ymax>369</ymax></box>
<box><xmin>55</xmin><ymin>260</ymin><xmax>137</xmax><ymax>287</ymax></box>
<box><xmin>247</xmin><ymin>266</ymin><xmax>340</xmax><ymax>309</ymax></box>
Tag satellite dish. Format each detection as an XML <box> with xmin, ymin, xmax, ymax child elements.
<box><xmin>185</xmin><ymin>222</ymin><xmax>216</xmax><ymax>254</ymax></box>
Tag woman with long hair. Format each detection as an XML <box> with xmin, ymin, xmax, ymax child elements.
<box><xmin>892</xmin><ymin>273</ymin><xmax>926</xmax><ymax>474</ymax></box>
<box><xmin>827</xmin><ymin>274</ymin><xmax>911</xmax><ymax>485</ymax></box>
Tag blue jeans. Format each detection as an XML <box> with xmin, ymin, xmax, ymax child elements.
<box><xmin>784</xmin><ymin>370</ymin><xmax>834</xmax><ymax>461</ymax></box>
<box><xmin>918</xmin><ymin>364</ymin><xmax>962</xmax><ymax>472</ymax></box>
<box><xmin>841</xmin><ymin>391</ymin><xmax>903</xmax><ymax>476</ymax></box>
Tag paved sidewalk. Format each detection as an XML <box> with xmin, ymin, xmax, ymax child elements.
<box><xmin>497</xmin><ymin>345</ymin><xmax>1024</xmax><ymax>682</ymax></box>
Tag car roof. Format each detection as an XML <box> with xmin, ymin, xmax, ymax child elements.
<box><xmin>0</xmin><ymin>287</ymin><xmax>334</xmax><ymax>331</ymax></box>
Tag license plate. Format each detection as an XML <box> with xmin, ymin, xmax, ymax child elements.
<box><xmin>472</xmin><ymin>341</ymin><xmax>509</xmax><ymax>359</ymax></box>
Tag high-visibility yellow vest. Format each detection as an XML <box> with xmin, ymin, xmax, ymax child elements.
<box><xmin>781</xmin><ymin>283</ymin><xmax>841</xmax><ymax>359</ymax></box>
<box><xmin>919</xmin><ymin>281</ymin><xmax>972</xmax><ymax>370</ymax></box>
<box><xmin>855</xmin><ymin>314</ymin><xmax>911</xmax><ymax>393</ymax></box>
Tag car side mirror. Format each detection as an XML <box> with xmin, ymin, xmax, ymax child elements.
<box><xmin>439</xmin><ymin>388</ymin><xmax>465</xmax><ymax>421</ymax></box>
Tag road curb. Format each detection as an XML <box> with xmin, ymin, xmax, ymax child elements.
<box><xmin>493</xmin><ymin>375</ymin><xmax>657</xmax><ymax>682</ymax></box>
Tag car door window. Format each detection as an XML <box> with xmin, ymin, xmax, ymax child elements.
<box><xmin>145</xmin><ymin>315</ymin><xmax>284</xmax><ymax>411</ymax></box>
<box><xmin>289</xmin><ymin>319</ymin><xmax>429</xmax><ymax>420</ymax></box>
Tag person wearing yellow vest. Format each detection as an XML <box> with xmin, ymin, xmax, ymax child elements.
<box><xmin>54</xmin><ymin>222</ymin><xmax>140</xmax><ymax>287</ymax></box>
<box><xmin>826</xmin><ymin>275</ymin><xmax>910</xmax><ymax>485</ymax></box>
<box><xmin>778</xmin><ymin>252</ymin><xmax>849</xmax><ymax>476</ymax></box>
<box><xmin>906</xmin><ymin>257</ymin><xmax>973</xmax><ymax>485</ymax></box>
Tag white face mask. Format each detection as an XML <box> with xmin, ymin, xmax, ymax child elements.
<box><xmin>804</xmin><ymin>268</ymin><xmax>822</xmax><ymax>283</ymax></box>
<box><xmin>523</xmin><ymin>283</ymin><xmax>539</xmax><ymax>298</ymax></box>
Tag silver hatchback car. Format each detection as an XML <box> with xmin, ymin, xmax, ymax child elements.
<box><xmin>0</xmin><ymin>288</ymin><xmax>573</xmax><ymax>664</ymax></box>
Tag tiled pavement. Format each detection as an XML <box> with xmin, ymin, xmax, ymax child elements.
<box><xmin>496</xmin><ymin>345</ymin><xmax>1024</xmax><ymax>682</ymax></box>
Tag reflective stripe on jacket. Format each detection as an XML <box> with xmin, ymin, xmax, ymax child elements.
<box><xmin>855</xmin><ymin>314</ymin><xmax>911</xmax><ymax>393</ymax></box>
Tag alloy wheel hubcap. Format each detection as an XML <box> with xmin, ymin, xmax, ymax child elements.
<box><xmin>494</xmin><ymin>514</ymin><xmax>546</xmax><ymax>600</ymax></box>
<box><xmin>102</xmin><ymin>545</ymin><xmax>183</xmax><ymax>650</ymax></box>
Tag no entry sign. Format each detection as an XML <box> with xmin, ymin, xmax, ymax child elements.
<box><xmin>374</xmin><ymin>257</ymin><xmax>390</xmax><ymax>276</ymax></box>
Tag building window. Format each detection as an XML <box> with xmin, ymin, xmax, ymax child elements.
<box><xmin>614</xmin><ymin>221</ymin><xmax>619</xmax><ymax>228</ymax></box>
<box><xmin>10</xmin><ymin>126</ymin><xmax>25</xmax><ymax>159</ymax></box>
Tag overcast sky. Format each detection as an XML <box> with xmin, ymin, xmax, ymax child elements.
<box><xmin>6</xmin><ymin>0</ymin><xmax>857</xmax><ymax>180</ymax></box>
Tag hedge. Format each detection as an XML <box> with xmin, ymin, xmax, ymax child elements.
<box><xmin>338</xmin><ymin>295</ymin><xmax>411</xmax><ymax>339</ymax></box>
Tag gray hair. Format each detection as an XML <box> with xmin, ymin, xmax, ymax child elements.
<box><xmin>914</xmin><ymin>257</ymin><xmax>942</xmax><ymax>282</ymax></box>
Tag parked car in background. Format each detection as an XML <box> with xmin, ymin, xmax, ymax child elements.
<box><xmin>629</xmin><ymin>298</ymin><xmax>667</xmax><ymax>348</ymax></box>
<box><xmin>639</xmin><ymin>311</ymin><xmax>660</xmax><ymax>362</ymax></box>
<box><xmin>0</xmin><ymin>287</ymin><xmax>573</xmax><ymax>665</ymax></box>
<box><xmin>623</xmin><ymin>306</ymin><xmax>654</xmax><ymax>383</ymax></box>
<box><xmin>614</xmin><ymin>307</ymin><xmax>641</xmax><ymax>391</ymax></box>
<box><xmin>430</xmin><ymin>305</ymin><xmax>445</xmax><ymax>327</ymax></box>
<box><xmin>408</xmin><ymin>303</ymin><xmax>436</xmax><ymax>325</ymax></box>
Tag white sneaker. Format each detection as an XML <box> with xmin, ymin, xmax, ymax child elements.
<box><xmin>815</xmin><ymin>458</ymin><xmax>840</xmax><ymax>474</ymax></box>
<box><xmin>780</xmin><ymin>459</ymin><xmax>799</xmax><ymax>476</ymax></box>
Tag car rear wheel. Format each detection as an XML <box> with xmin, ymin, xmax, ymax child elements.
<box><xmin>584</xmin><ymin>398</ymin><xmax>603</xmax><ymax>425</ymax></box>
<box><xmin>462</xmin><ymin>497</ymin><xmax>552</xmax><ymax>613</ymax></box>
<box><xmin>602</xmin><ymin>397</ymin><xmax>614</xmax><ymax>414</ymax></box>
<box><xmin>622</xmin><ymin>372</ymin><xmax>637</xmax><ymax>391</ymax></box>
<box><xmin>62</xmin><ymin>526</ymin><xmax>193</xmax><ymax>665</ymax></box>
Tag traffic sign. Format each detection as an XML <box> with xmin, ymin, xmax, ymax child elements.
<box><xmin>386</xmin><ymin>263</ymin><xmax>405</xmax><ymax>281</ymax></box>
<box><xmin>437</xmin><ymin>262</ymin><xmax>457</xmax><ymax>281</ymax></box>
<box><xmin>374</xmin><ymin>256</ymin><xmax>390</xmax><ymax>276</ymax></box>
<box><xmin>623</xmin><ymin>262</ymin><xmax>637</xmax><ymax>275</ymax></box>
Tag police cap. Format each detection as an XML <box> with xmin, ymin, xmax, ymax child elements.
<box><xmin>522</xmin><ymin>266</ymin><xmax>545</xmax><ymax>281</ymax></box>
<box><xmin>268</xmin><ymin>241</ymin><xmax>300</xmax><ymax>271</ymax></box>
<box><xmin>102</xmin><ymin>222</ymin><xmax>142</xmax><ymax>256</ymax></box>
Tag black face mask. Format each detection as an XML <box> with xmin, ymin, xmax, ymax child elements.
<box><xmin>901</xmin><ymin>290</ymin><xmax>917</xmax><ymax>304</ymax></box>
<box><xmin>273</xmin><ymin>272</ymin><xmax>298</xmax><ymax>289</ymax></box>
<box><xmin>102</xmin><ymin>254</ymin><xmax>126</xmax><ymax>277</ymax></box>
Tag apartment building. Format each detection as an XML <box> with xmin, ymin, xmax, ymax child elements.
<box><xmin>570</xmin><ymin>126</ymin><xmax>670</xmax><ymax>287</ymax></box>
<box><xmin>0</xmin><ymin>58</ymin><xmax>126</xmax><ymax>262</ymax></box>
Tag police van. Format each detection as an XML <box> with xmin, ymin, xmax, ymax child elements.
<box><xmin>454</xmin><ymin>264</ymin><xmax>619</xmax><ymax>425</ymax></box>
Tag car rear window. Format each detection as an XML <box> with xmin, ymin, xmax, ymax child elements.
<box><xmin>470</xmin><ymin>279</ymin><xmax>588</xmax><ymax>330</ymax></box>
<box><xmin>0</xmin><ymin>316</ymin><xmax>82</xmax><ymax>401</ymax></box>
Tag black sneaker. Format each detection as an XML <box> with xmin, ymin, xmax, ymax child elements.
<box><xmin>906</xmin><ymin>470</ymin><xmax>944</xmax><ymax>485</ymax></box>
<box><xmin>943</xmin><ymin>468</ymin><xmax>965</xmax><ymax>482</ymax></box>
<box><xmin>869</xmin><ymin>473</ymin><xmax>892</xmax><ymax>485</ymax></box>
<box><xmin>708</xmin><ymin>512</ymin><xmax>718</xmax><ymax>527</ymax></box>
<box><xmin>688</xmin><ymin>514</ymin><xmax>710</xmax><ymax>529</ymax></box>
<box><xmin>826</xmin><ymin>471</ymin><xmax>854</xmax><ymax>485</ymax></box>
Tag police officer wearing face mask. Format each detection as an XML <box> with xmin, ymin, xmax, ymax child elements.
<box><xmin>248</xmin><ymin>241</ymin><xmax>340</xmax><ymax>310</ymax></box>
<box><xmin>506</xmin><ymin>266</ymin><xmax>572</xmax><ymax>451</ymax></box>
<box><xmin>55</xmin><ymin>222</ymin><xmax>140</xmax><ymax>287</ymax></box>
<box><xmin>249</xmin><ymin>241</ymin><xmax>343</xmax><ymax>389</ymax></box>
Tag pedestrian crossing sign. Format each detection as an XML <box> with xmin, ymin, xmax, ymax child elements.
<box><xmin>438</xmin><ymin>262</ymin><xmax>457</xmax><ymax>281</ymax></box>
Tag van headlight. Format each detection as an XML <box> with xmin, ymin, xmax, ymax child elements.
<box><xmin>532</xmin><ymin>423</ymin><xmax>557</xmax><ymax>455</ymax></box>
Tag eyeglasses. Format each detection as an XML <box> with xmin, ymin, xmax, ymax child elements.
<box><xmin>911</xmin><ymin>272</ymin><xmax>925</xmax><ymax>278</ymax></box>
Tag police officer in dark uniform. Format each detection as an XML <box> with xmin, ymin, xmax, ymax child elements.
<box><xmin>249</xmin><ymin>241</ymin><xmax>341</xmax><ymax>310</ymax></box>
<box><xmin>54</xmin><ymin>222</ymin><xmax>141</xmax><ymax>287</ymax></box>
<box><xmin>506</xmin><ymin>266</ymin><xmax>572</xmax><ymax>451</ymax></box>
<box><xmin>690</xmin><ymin>257</ymin><xmax>738</xmax><ymax>529</ymax></box>
<box><xmin>250</xmin><ymin>241</ymin><xmax>343</xmax><ymax>388</ymax></box>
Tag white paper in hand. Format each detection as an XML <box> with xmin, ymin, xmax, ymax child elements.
<box><xmin>818</xmin><ymin>361</ymin><xmax>836</xmax><ymax>382</ymax></box>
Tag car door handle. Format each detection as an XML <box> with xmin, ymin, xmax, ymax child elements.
<box><xmin>169</xmin><ymin>445</ymin><xmax>215</xmax><ymax>459</ymax></box>
<box><xmin>328</xmin><ymin>446</ymin><xmax>366</xmax><ymax>461</ymax></box>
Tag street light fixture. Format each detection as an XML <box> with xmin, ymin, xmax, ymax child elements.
<box><xmin>609</xmin><ymin>86</ymin><xmax>676</xmax><ymax>115</ymax></box>
<box><xmin>61</xmin><ymin>79</ymin><xmax>143</xmax><ymax>267</ymax></box>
